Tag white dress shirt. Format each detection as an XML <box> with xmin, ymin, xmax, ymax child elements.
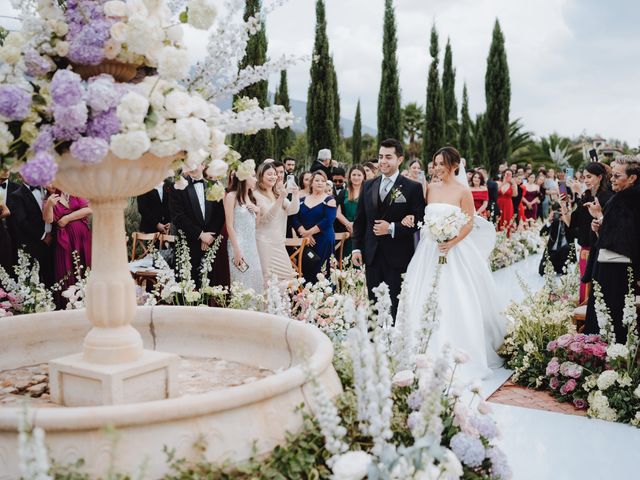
<box><xmin>379</xmin><ymin>170</ymin><xmax>400</xmax><ymax>237</ymax></box>
<box><xmin>27</xmin><ymin>186</ymin><xmax>52</xmax><ymax>239</ymax></box>
<box><xmin>193</xmin><ymin>180</ymin><xmax>205</xmax><ymax>218</ymax></box>
<box><xmin>155</xmin><ymin>184</ymin><xmax>164</xmax><ymax>202</ymax></box>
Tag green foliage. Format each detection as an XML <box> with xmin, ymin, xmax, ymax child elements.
<box><xmin>331</xmin><ymin>59</ymin><xmax>341</xmax><ymax>143</ymax></box>
<box><xmin>273</xmin><ymin>70</ymin><xmax>294</xmax><ymax>160</ymax></box>
<box><xmin>283</xmin><ymin>132</ymin><xmax>311</xmax><ymax>169</ymax></box>
<box><xmin>523</xmin><ymin>133</ymin><xmax>584</xmax><ymax>170</ymax></box>
<box><xmin>360</xmin><ymin>133</ymin><xmax>379</xmax><ymax>162</ymax></box>
<box><xmin>471</xmin><ymin>113</ymin><xmax>488</xmax><ymax>169</ymax></box>
<box><xmin>231</xmin><ymin>0</ymin><xmax>274</xmax><ymax>161</ymax></box>
<box><xmin>442</xmin><ymin>38</ymin><xmax>458</xmax><ymax>146</ymax></box>
<box><xmin>423</xmin><ymin>24</ymin><xmax>445</xmax><ymax>163</ymax></box>
<box><xmin>507</xmin><ymin>118</ymin><xmax>534</xmax><ymax>163</ymax></box>
<box><xmin>458</xmin><ymin>84</ymin><xmax>471</xmax><ymax>162</ymax></box>
<box><xmin>377</xmin><ymin>0</ymin><xmax>402</xmax><ymax>144</ymax></box>
<box><xmin>307</xmin><ymin>0</ymin><xmax>338</xmax><ymax>158</ymax></box>
<box><xmin>351</xmin><ymin>100</ymin><xmax>362</xmax><ymax>164</ymax></box>
<box><xmin>484</xmin><ymin>19</ymin><xmax>511</xmax><ymax>174</ymax></box>
<box><xmin>402</xmin><ymin>102</ymin><xmax>424</xmax><ymax>161</ymax></box>
<box><xmin>0</xmin><ymin>26</ymin><xmax>8</xmax><ymax>46</ymax></box>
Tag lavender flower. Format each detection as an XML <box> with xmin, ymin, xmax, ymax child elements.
<box><xmin>20</xmin><ymin>151</ymin><xmax>58</xmax><ymax>186</ymax></box>
<box><xmin>65</xmin><ymin>1</ymin><xmax>114</xmax><ymax>65</ymax></box>
<box><xmin>486</xmin><ymin>447</ymin><xmax>512</xmax><ymax>480</ymax></box>
<box><xmin>70</xmin><ymin>136</ymin><xmax>109</xmax><ymax>164</ymax></box>
<box><xmin>470</xmin><ymin>414</ymin><xmax>499</xmax><ymax>440</ymax></box>
<box><xmin>31</xmin><ymin>126</ymin><xmax>55</xmax><ymax>153</ymax></box>
<box><xmin>0</xmin><ymin>85</ymin><xmax>32</xmax><ymax>121</ymax></box>
<box><xmin>23</xmin><ymin>49</ymin><xmax>54</xmax><ymax>77</ymax></box>
<box><xmin>449</xmin><ymin>432</ymin><xmax>485</xmax><ymax>468</ymax></box>
<box><xmin>86</xmin><ymin>108</ymin><xmax>120</xmax><ymax>140</ymax></box>
<box><xmin>51</xmin><ymin>70</ymin><xmax>84</xmax><ymax>107</ymax></box>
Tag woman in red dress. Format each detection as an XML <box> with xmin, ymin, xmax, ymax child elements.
<box><xmin>496</xmin><ymin>170</ymin><xmax>516</xmax><ymax>232</ymax></box>
<box><xmin>522</xmin><ymin>173</ymin><xmax>541</xmax><ymax>220</ymax></box>
<box><xmin>469</xmin><ymin>171</ymin><xmax>489</xmax><ymax>218</ymax></box>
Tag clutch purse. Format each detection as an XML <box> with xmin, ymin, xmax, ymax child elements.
<box><xmin>236</xmin><ymin>259</ymin><xmax>249</xmax><ymax>273</ymax></box>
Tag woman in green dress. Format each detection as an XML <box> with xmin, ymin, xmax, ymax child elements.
<box><xmin>335</xmin><ymin>165</ymin><xmax>366</xmax><ymax>258</ymax></box>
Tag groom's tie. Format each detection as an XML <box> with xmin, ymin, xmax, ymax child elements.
<box><xmin>380</xmin><ymin>177</ymin><xmax>393</xmax><ymax>202</ymax></box>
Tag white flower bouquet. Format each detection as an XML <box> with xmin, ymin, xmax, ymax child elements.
<box><xmin>422</xmin><ymin>210</ymin><xmax>469</xmax><ymax>264</ymax></box>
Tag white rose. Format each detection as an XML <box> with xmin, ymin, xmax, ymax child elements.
<box><xmin>0</xmin><ymin>45</ymin><xmax>22</xmax><ymax>65</ymax></box>
<box><xmin>54</xmin><ymin>40</ymin><xmax>69</xmax><ymax>57</ymax></box>
<box><xmin>4</xmin><ymin>32</ymin><xmax>25</xmax><ymax>48</ymax></box>
<box><xmin>331</xmin><ymin>451</ymin><xmax>372</xmax><ymax>480</ymax></box>
<box><xmin>210</xmin><ymin>143</ymin><xmax>229</xmax><ymax>160</ymax></box>
<box><xmin>175</xmin><ymin>117</ymin><xmax>210</xmax><ymax>151</ymax></box>
<box><xmin>149</xmin><ymin>140</ymin><xmax>180</xmax><ymax>158</ymax></box>
<box><xmin>190</xmin><ymin>95</ymin><xmax>211</xmax><ymax>119</ymax></box>
<box><xmin>164</xmin><ymin>90</ymin><xmax>193</xmax><ymax>119</ymax></box>
<box><xmin>110</xmin><ymin>22</ymin><xmax>128</xmax><ymax>43</ymax></box>
<box><xmin>104</xmin><ymin>0</ymin><xmax>127</xmax><ymax>16</ymax></box>
<box><xmin>165</xmin><ymin>24</ymin><xmax>184</xmax><ymax>43</ymax></box>
<box><xmin>174</xmin><ymin>176</ymin><xmax>188</xmax><ymax>190</ymax></box>
<box><xmin>596</xmin><ymin>370</ymin><xmax>618</xmax><ymax>391</ymax></box>
<box><xmin>205</xmin><ymin>158</ymin><xmax>228</xmax><ymax>179</ymax></box>
<box><xmin>187</xmin><ymin>0</ymin><xmax>218</xmax><ymax>30</ymax></box>
<box><xmin>116</xmin><ymin>91</ymin><xmax>149</xmax><ymax>128</ymax></box>
<box><xmin>110</xmin><ymin>131</ymin><xmax>151</xmax><ymax>160</ymax></box>
<box><xmin>391</xmin><ymin>369</ymin><xmax>415</xmax><ymax>387</ymax></box>
<box><xmin>103</xmin><ymin>39</ymin><xmax>121</xmax><ymax>60</ymax></box>
<box><xmin>157</xmin><ymin>46</ymin><xmax>190</xmax><ymax>81</ymax></box>
<box><xmin>185</xmin><ymin>149</ymin><xmax>209</xmax><ymax>172</ymax></box>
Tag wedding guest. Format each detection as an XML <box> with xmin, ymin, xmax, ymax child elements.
<box><xmin>540</xmin><ymin>201</ymin><xmax>574</xmax><ymax>274</ymax></box>
<box><xmin>512</xmin><ymin>173</ymin><xmax>525</xmax><ymax>224</ymax></box>
<box><xmin>137</xmin><ymin>178</ymin><xmax>172</xmax><ymax>234</ymax></box>
<box><xmin>486</xmin><ymin>173</ymin><xmax>500</xmax><ymax>222</ymax></box>
<box><xmin>536</xmin><ymin>173</ymin><xmax>547</xmax><ymax>220</ymax></box>
<box><xmin>171</xmin><ymin>164</ymin><xmax>228</xmax><ymax>288</ymax></box>
<box><xmin>335</xmin><ymin>165</ymin><xmax>365</xmax><ymax>257</ymax></box>
<box><xmin>584</xmin><ymin>158</ymin><xmax>640</xmax><ymax>342</ymax></box>
<box><xmin>363</xmin><ymin>161</ymin><xmax>378</xmax><ymax>180</ymax></box>
<box><xmin>496</xmin><ymin>170</ymin><xmax>517</xmax><ymax>232</ymax></box>
<box><xmin>6</xmin><ymin>179</ymin><xmax>54</xmax><ymax>287</ymax></box>
<box><xmin>566</xmin><ymin>162</ymin><xmax>613</xmax><ymax>303</ymax></box>
<box><xmin>407</xmin><ymin>159</ymin><xmax>427</xmax><ymax>197</ymax></box>
<box><xmin>469</xmin><ymin>171</ymin><xmax>489</xmax><ymax>218</ymax></box>
<box><xmin>224</xmin><ymin>169</ymin><xmax>263</xmax><ymax>293</ymax></box>
<box><xmin>310</xmin><ymin>149</ymin><xmax>334</xmax><ymax>178</ymax></box>
<box><xmin>0</xmin><ymin>201</ymin><xmax>12</xmax><ymax>272</ymax></box>
<box><xmin>542</xmin><ymin>168</ymin><xmax>559</xmax><ymax>218</ymax></box>
<box><xmin>283</xmin><ymin>157</ymin><xmax>297</xmax><ymax>175</ymax></box>
<box><xmin>331</xmin><ymin>166</ymin><xmax>346</xmax><ymax>197</ymax></box>
<box><xmin>255</xmin><ymin>162</ymin><xmax>300</xmax><ymax>284</ymax></box>
<box><xmin>298</xmin><ymin>171</ymin><xmax>312</xmax><ymax>199</ymax></box>
<box><xmin>292</xmin><ymin>171</ymin><xmax>337</xmax><ymax>284</ymax></box>
<box><xmin>42</xmin><ymin>189</ymin><xmax>92</xmax><ymax>292</ymax></box>
<box><xmin>272</xmin><ymin>160</ymin><xmax>286</xmax><ymax>184</ymax></box>
<box><xmin>522</xmin><ymin>173</ymin><xmax>542</xmax><ymax>220</ymax></box>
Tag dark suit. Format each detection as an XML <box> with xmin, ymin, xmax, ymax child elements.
<box><xmin>170</xmin><ymin>177</ymin><xmax>229</xmax><ymax>288</ymax></box>
<box><xmin>1</xmin><ymin>180</ymin><xmax>20</xmax><ymax>272</ymax></box>
<box><xmin>6</xmin><ymin>184</ymin><xmax>53</xmax><ymax>286</ymax></box>
<box><xmin>137</xmin><ymin>181</ymin><xmax>172</xmax><ymax>233</ymax></box>
<box><xmin>352</xmin><ymin>174</ymin><xmax>425</xmax><ymax>317</ymax></box>
<box><xmin>310</xmin><ymin>160</ymin><xmax>333</xmax><ymax>178</ymax></box>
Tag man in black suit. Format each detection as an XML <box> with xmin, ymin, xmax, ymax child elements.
<box><xmin>352</xmin><ymin>138</ymin><xmax>426</xmax><ymax>318</ymax></box>
<box><xmin>0</xmin><ymin>170</ymin><xmax>20</xmax><ymax>271</ymax></box>
<box><xmin>170</xmin><ymin>164</ymin><xmax>228</xmax><ymax>288</ymax></box>
<box><xmin>310</xmin><ymin>148</ymin><xmax>334</xmax><ymax>178</ymax></box>
<box><xmin>6</xmin><ymin>176</ymin><xmax>54</xmax><ymax>286</ymax></box>
<box><xmin>137</xmin><ymin>179</ymin><xmax>172</xmax><ymax>234</ymax></box>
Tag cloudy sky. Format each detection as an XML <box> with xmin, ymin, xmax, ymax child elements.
<box><xmin>2</xmin><ymin>0</ymin><xmax>639</xmax><ymax>145</ymax></box>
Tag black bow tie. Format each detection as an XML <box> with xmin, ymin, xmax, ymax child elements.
<box><xmin>0</xmin><ymin>183</ymin><xmax>6</xmax><ymax>190</ymax></box>
<box><xmin>192</xmin><ymin>179</ymin><xmax>205</xmax><ymax>185</ymax></box>
<box><xmin>28</xmin><ymin>185</ymin><xmax>41</xmax><ymax>192</ymax></box>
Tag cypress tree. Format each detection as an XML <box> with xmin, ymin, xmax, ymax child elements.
<box><xmin>331</xmin><ymin>57</ymin><xmax>341</xmax><ymax>143</ymax></box>
<box><xmin>442</xmin><ymin>38</ymin><xmax>458</xmax><ymax>146</ymax></box>
<box><xmin>377</xmin><ymin>0</ymin><xmax>402</xmax><ymax>144</ymax></box>
<box><xmin>273</xmin><ymin>70</ymin><xmax>294</xmax><ymax>160</ymax></box>
<box><xmin>307</xmin><ymin>0</ymin><xmax>337</xmax><ymax>158</ymax></box>
<box><xmin>458</xmin><ymin>83</ymin><xmax>471</xmax><ymax>162</ymax></box>
<box><xmin>232</xmin><ymin>0</ymin><xmax>273</xmax><ymax>161</ymax></box>
<box><xmin>352</xmin><ymin>100</ymin><xmax>362</xmax><ymax>164</ymax></box>
<box><xmin>473</xmin><ymin>113</ymin><xmax>488</xmax><ymax>168</ymax></box>
<box><xmin>423</xmin><ymin>24</ymin><xmax>445</xmax><ymax>164</ymax></box>
<box><xmin>484</xmin><ymin>19</ymin><xmax>511</xmax><ymax>173</ymax></box>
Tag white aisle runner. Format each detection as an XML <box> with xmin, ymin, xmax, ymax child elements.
<box><xmin>488</xmin><ymin>254</ymin><xmax>640</xmax><ymax>480</ymax></box>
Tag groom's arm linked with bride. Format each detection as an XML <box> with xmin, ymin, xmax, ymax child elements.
<box><xmin>351</xmin><ymin>139</ymin><xmax>426</xmax><ymax>318</ymax></box>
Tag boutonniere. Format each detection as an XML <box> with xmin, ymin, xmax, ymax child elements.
<box><xmin>389</xmin><ymin>185</ymin><xmax>404</xmax><ymax>202</ymax></box>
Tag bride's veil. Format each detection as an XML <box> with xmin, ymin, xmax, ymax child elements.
<box><xmin>456</xmin><ymin>159</ymin><xmax>469</xmax><ymax>188</ymax></box>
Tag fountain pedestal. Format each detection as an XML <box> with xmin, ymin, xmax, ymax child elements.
<box><xmin>48</xmin><ymin>152</ymin><xmax>179</xmax><ymax>407</ymax></box>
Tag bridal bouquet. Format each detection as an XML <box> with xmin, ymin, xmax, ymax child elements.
<box><xmin>422</xmin><ymin>210</ymin><xmax>469</xmax><ymax>264</ymax></box>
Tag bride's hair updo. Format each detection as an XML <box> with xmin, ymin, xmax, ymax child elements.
<box><xmin>432</xmin><ymin>146</ymin><xmax>461</xmax><ymax>175</ymax></box>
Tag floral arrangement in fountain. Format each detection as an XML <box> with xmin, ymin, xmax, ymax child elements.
<box><xmin>0</xmin><ymin>250</ymin><xmax>55</xmax><ymax>314</ymax></box>
<box><xmin>0</xmin><ymin>0</ymin><xmax>296</xmax><ymax>188</ymax></box>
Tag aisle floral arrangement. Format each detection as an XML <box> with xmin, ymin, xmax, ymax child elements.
<box><xmin>489</xmin><ymin>221</ymin><xmax>545</xmax><ymax>271</ymax></box>
<box><xmin>0</xmin><ymin>250</ymin><xmax>54</xmax><ymax>314</ymax></box>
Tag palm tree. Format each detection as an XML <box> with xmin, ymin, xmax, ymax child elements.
<box><xmin>402</xmin><ymin>102</ymin><xmax>425</xmax><ymax>159</ymax></box>
<box><xmin>526</xmin><ymin>133</ymin><xmax>584</xmax><ymax>170</ymax></box>
<box><xmin>508</xmin><ymin>118</ymin><xmax>534</xmax><ymax>161</ymax></box>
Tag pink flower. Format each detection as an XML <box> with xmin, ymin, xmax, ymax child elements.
<box><xmin>557</xmin><ymin>334</ymin><xmax>573</xmax><ymax>348</ymax></box>
<box><xmin>592</xmin><ymin>344</ymin><xmax>607</xmax><ymax>358</ymax></box>
<box><xmin>549</xmin><ymin>377</ymin><xmax>559</xmax><ymax>390</ymax></box>
<box><xmin>560</xmin><ymin>379</ymin><xmax>577</xmax><ymax>395</ymax></box>
<box><xmin>547</xmin><ymin>340</ymin><xmax>558</xmax><ymax>351</ymax></box>
<box><xmin>560</xmin><ymin>361</ymin><xmax>583</xmax><ymax>379</ymax></box>
<box><xmin>7</xmin><ymin>293</ymin><xmax>17</xmax><ymax>303</ymax></box>
<box><xmin>573</xmin><ymin>398</ymin><xmax>587</xmax><ymax>409</ymax></box>
<box><xmin>545</xmin><ymin>358</ymin><xmax>560</xmax><ymax>376</ymax></box>
<box><xmin>585</xmin><ymin>334</ymin><xmax>601</xmax><ymax>343</ymax></box>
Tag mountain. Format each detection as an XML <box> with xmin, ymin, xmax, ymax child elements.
<box><xmin>217</xmin><ymin>94</ymin><xmax>377</xmax><ymax>137</ymax></box>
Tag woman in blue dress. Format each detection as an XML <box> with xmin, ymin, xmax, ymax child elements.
<box><xmin>292</xmin><ymin>171</ymin><xmax>337</xmax><ymax>283</ymax></box>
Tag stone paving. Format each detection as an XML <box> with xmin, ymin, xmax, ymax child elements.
<box><xmin>488</xmin><ymin>379</ymin><xmax>587</xmax><ymax>416</ymax></box>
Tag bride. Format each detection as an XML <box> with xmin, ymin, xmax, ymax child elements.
<box><xmin>398</xmin><ymin>146</ymin><xmax>508</xmax><ymax>381</ymax></box>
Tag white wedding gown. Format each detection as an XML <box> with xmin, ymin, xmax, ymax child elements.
<box><xmin>399</xmin><ymin>203</ymin><xmax>508</xmax><ymax>381</ymax></box>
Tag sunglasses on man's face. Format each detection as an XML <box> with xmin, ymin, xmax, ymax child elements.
<box><xmin>612</xmin><ymin>173</ymin><xmax>627</xmax><ymax>179</ymax></box>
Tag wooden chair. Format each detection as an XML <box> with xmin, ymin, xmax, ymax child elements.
<box><xmin>285</xmin><ymin>237</ymin><xmax>309</xmax><ymax>277</ymax></box>
<box><xmin>159</xmin><ymin>233</ymin><xmax>176</xmax><ymax>251</ymax></box>
<box><xmin>572</xmin><ymin>282</ymin><xmax>590</xmax><ymax>333</ymax></box>
<box><xmin>334</xmin><ymin>232</ymin><xmax>350</xmax><ymax>270</ymax></box>
<box><xmin>130</xmin><ymin>232</ymin><xmax>160</xmax><ymax>261</ymax></box>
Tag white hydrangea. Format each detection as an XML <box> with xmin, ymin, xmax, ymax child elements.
<box><xmin>149</xmin><ymin>140</ymin><xmax>180</xmax><ymax>158</ymax></box>
<box><xmin>103</xmin><ymin>0</ymin><xmax>127</xmax><ymax>16</ymax></box>
<box><xmin>157</xmin><ymin>46</ymin><xmax>190</xmax><ymax>81</ymax></box>
<box><xmin>187</xmin><ymin>0</ymin><xmax>218</xmax><ymax>30</ymax></box>
<box><xmin>125</xmin><ymin>16</ymin><xmax>164</xmax><ymax>57</ymax></box>
<box><xmin>606</xmin><ymin>343</ymin><xmax>629</xmax><ymax>360</ymax></box>
<box><xmin>116</xmin><ymin>91</ymin><xmax>150</xmax><ymax>128</ymax></box>
<box><xmin>596</xmin><ymin>370</ymin><xmax>618</xmax><ymax>391</ymax></box>
<box><xmin>110</xmin><ymin>130</ymin><xmax>151</xmax><ymax>160</ymax></box>
<box><xmin>587</xmin><ymin>390</ymin><xmax>618</xmax><ymax>422</ymax></box>
<box><xmin>164</xmin><ymin>90</ymin><xmax>193</xmax><ymax>119</ymax></box>
<box><xmin>205</xmin><ymin>158</ymin><xmax>228</xmax><ymax>179</ymax></box>
<box><xmin>174</xmin><ymin>117</ymin><xmax>210</xmax><ymax>151</ymax></box>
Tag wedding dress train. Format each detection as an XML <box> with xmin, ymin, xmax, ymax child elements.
<box><xmin>399</xmin><ymin>203</ymin><xmax>508</xmax><ymax>382</ymax></box>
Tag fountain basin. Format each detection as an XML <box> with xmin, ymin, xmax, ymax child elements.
<box><xmin>0</xmin><ymin>306</ymin><xmax>342</xmax><ymax>478</ymax></box>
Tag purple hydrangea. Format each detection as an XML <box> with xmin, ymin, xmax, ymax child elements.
<box><xmin>20</xmin><ymin>151</ymin><xmax>58</xmax><ymax>186</ymax></box>
<box><xmin>87</xmin><ymin>75</ymin><xmax>121</xmax><ymax>112</ymax></box>
<box><xmin>51</xmin><ymin>70</ymin><xmax>85</xmax><ymax>107</ymax></box>
<box><xmin>32</xmin><ymin>125</ymin><xmax>55</xmax><ymax>153</ymax></box>
<box><xmin>53</xmin><ymin>102</ymin><xmax>88</xmax><ymax>133</ymax></box>
<box><xmin>24</xmin><ymin>49</ymin><xmax>54</xmax><ymax>77</ymax></box>
<box><xmin>86</xmin><ymin>107</ymin><xmax>120</xmax><ymax>140</ymax></box>
<box><xmin>486</xmin><ymin>447</ymin><xmax>512</xmax><ymax>480</ymax></box>
<box><xmin>65</xmin><ymin>1</ymin><xmax>114</xmax><ymax>65</ymax></box>
<box><xmin>470</xmin><ymin>414</ymin><xmax>499</xmax><ymax>440</ymax></box>
<box><xmin>0</xmin><ymin>85</ymin><xmax>32</xmax><ymax>121</ymax></box>
<box><xmin>449</xmin><ymin>432</ymin><xmax>486</xmax><ymax>468</ymax></box>
<box><xmin>70</xmin><ymin>136</ymin><xmax>109</xmax><ymax>164</ymax></box>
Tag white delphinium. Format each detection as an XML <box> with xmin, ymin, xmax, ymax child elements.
<box><xmin>389</xmin><ymin>280</ymin><xmax>415</xmax><ymax>372</ymax></box>
<box><xmin>592</xmin><ymin>282</ymin><xmax>615</xmax><ymax>344</ymax></box>
<box><xmin>372</xmin><ymin>282</ymin><xmax>393</xmax><ymax>351</ymax></box>
<box><xmin>417</xmin><ymin>264</ymin><xmax>443</xmax><ymax>355</ymax></box>
<box><xmin>331</xmin><ymin>450</ymin><xmax>372</xmax><ymax>480</ymax></box>
<box><xmin>18</xmin><ymin>404</ymin><xmax>51</xmax><ymax>480</ymax></box>
<box><xmin>266</xmin><ymin>275</ymin><xmax>291</xmax><ymax>317</ymax></box>
<box><xmin>0</xmin><ymin>251</ymin><xmax>55</xmax><ymax>313</ymax></box>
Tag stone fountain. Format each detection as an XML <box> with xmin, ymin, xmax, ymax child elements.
<box><xmin>0</xmin><ymin>152</ymin><xmax>341</xmax><ymax>477</ymax></box>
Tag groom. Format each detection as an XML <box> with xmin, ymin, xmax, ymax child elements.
<box><xmin>352</xmin><ymin>138</ymin><xmax>426</xmax><ymax>318</ymax></box>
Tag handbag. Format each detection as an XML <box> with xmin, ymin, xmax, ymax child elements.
<box><xmin>301</xmin><ymin>245</ymin><xmax>322</xmax><ymax>271</ymax></box>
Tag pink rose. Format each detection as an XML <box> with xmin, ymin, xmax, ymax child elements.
<box><xmin>573</xmin><ymin>398</ymin><xmax>587</xmax><ymax>409</ymax></box>
<box><xmin>569</xmin><ymin>342</ymin><xmax>584</xmax><ymax>354</ymax></box>
<box><xmin>545</xmin><ymin>358</ymin><xmax>560</xmax><ymax>376</ymax></box>
<box><xmin>592</xmin><ymin>344</ymin><xmax>607</xmax><ymax>358</ymax></box>
<box><xmin>560</xmin><ymin>379</ymin><xmax>577</xmax><ymax>395</ymax></box>
<box><xmin>557</xmin><ymin>334</ymin><xmax>573</xmax><ymax>348</ymax></box>
<box><xmin>547</xmin><ymin>340</ymin><xmax>558</xmax><ymax>351</ymax></box>
<box><xmin>549</xmin><ymin>377</ymin><xmax>559</xmax><ymax>390</ymax></box>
